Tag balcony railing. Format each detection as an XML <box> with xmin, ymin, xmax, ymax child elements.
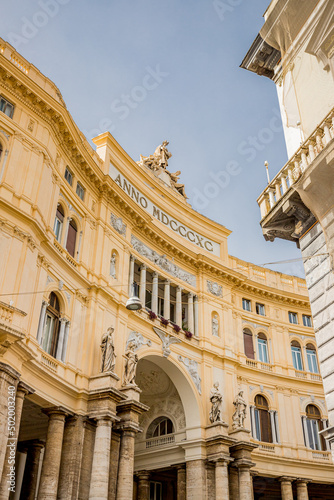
<box><xmin>258</xmin><ymin>107</ymin><xmax>334</xmax><ymax>220</ymax></box>
<box><xmin>146</xmin><ymin>434</ymin><xmax>175</xmax><ymax>449</ymax></box>
<box><xmin>245</xmin><ymin>359</ymin><xmax>273</xmax><ymax>372</ymax></box>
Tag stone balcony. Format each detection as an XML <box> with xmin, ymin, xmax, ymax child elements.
<box><xmin>257</xmin><ymin>107</ymin><xmax>334</xmax><ymax>244</ymax></box>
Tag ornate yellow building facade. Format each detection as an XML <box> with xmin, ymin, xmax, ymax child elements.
<box><xmin>0</xmin><ymin>39</ymin><xmax>333</xmax><ymax>500</ymax></box>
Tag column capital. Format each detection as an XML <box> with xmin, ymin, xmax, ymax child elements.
<box><xmin>152</xmin><ymin>271</ymin><xmax>159</xmax><ymax>278</ymax></box>
<box><xmin>234</xmin><ymin>459</ymin><xmax>256</xmax><ymax>470</ymax></box>
<box><xmin>176</xmin><ymin>285</ymin><xmax>182</xmax><ymax>291</ymax></box>
<box><xmin>136</xmin><ymin>470</ymin><xmax>151</xmax><ymax>480</ymax></box>
<box><xmin>0</xmin><ymin>361</ymin><xmax>21</xmax><ymax>382</ymax></box>
<box><xmin>140</xmin><ymin>263</ymin><xmax>147</xmax><ymax>270</ymax></box>
<box><xmin>215</xmin><ymin>457</ymin><xmax>233</xmax><ymax>466</ymax></box>
<box><xmin>296</xmin><ymin>478</ymin><xmax>312</xmax><ymax>484</ymax></box>
<box><xmin>279</xmin><ymin>476</ymin><xmax>296</xmax><ymax>483</ymax></box>
<box><xmin>188</xmin><ymin>292</ymin><xmax>194</xmax><ymax>298</ymax></box>
<box><xmin>130</xmin><ymin>254</ymin><xmax>135</xmax><ymax>262</ymax></box>
<box><xmin>42</xmin><ymin>406</ymin><xmax>73</xmax><ymax>420</ymax></box>
<box><xmin>17</xmin><ymin>381</ymin><xmax>35</xmax><ymax>397</ymax></box>
<box><xmin>175</xmin><ymin>463</ymin><xmax>186</xmax><ymax>471</ymax></box>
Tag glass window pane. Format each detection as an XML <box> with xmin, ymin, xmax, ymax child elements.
<box><xmin>255</xmin><ymin>409</ymin><xmax>261</xmax><ymax>440</ymax></box>
<box><xmin>258</xmin><ymin>339</ymin><xmax>268</xmax><ymax>363</ymax></box>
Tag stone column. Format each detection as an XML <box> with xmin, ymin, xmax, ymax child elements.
<box><xmin>36</xmin><ymin>300</ymin><xmax>48</xmax><ymax>343</ymax></box>
<box><xmin>238</xmin><ymin>463</ymin><xmax>253</xmax><ymax>500</ymax></box>
<box><xmin>164</xmin><ymin>280</ymin><xmax>170</xmax><ymax>320</ymax></box>
<box><xmin>109</xmin><ymin>432</ymin><xmax>121</xmax><ymax>500</ymax></box>
<box><xmin>194</xmin><ymin>295</ymin><xmax>199</xmax><ymax>337</ymax></box>
<box><xmin>187</xmin><ymin>293</ymin><xmax>194</xmax><ymax>332</ymax></box>
<box><xmin>137</xmin><ymin>471</ymin><xmax>150</xmax><ymax>500</ymax></box>
<box><xmin>229</xmin><ymin>466</ymin><xmax>239</xmax><ymax>500</ymax></box>
<box><xmin>56</xmin><ymin>317</ymin><xmax>67</xmax><ymax>360</ymax></box>
<box><xmin>128</xmin><ymin>255</ymin><xmax>135</xmax><ymax>296</ymax></box>
<box><xmin>116</xmin><ymin>429</ymin><xmax>137</xmax><ymax>500</ymax></box>
<box><xmin>215</xmin><ymin>459</ymin><xmax>229</xmax><ymax>500</ymax></box>
<box><xmin>20</xmin><ymin>441</ymin><xmax>45</xmax><ymax>500</ymax></box>
<box><xmin>78</xmin><ymin>420</ymin><xmax>96</xmax><ymax>500</ymax></box>
<box><xmin>176</xmin><ymin>286</ymin><xmax>182</xmax><ymax>326</ymax></box>
<box><xmin>0</xmin><ymin>363</ymin><xmax>20</xmax><ymax>480</ymax></box>
<box><xmin>176</xmin><ymin>464</ymin><xmax>186</xmax><ymax>500</ymax></box>
<box><xmin>88</xmin><ymin>417</ymin><xmax>112</xmax><ymax>499</ymax></box>
<box><xmin>139</xmin><ymin>264</ymin><xmax>147</xmax><ymax>307</ymax></box>
<box><xmin>279</xmin><ymin>477</ymin><xmax>294</xmax><ymax>500</ymax></box>
<box><xmin>57</xmin><ymin>415</ymin><xmax>86</xmax><ymax>500</ymax></box>
<box><xmin>0</xmin><ymin>382</ymin><xmax>33</xmax><ymax>500</ymax></box>
<box><xmin>37</xmin><ymin>407</ymin><xmax>68</xmax><ymax>500</ymax></box>
<box><xmin>186</xmin><ymin>460</ymin><xmax>206</xmax><ymax>500</ymax></box>
<box><xmin>152</xmin><ymin>272</ymin><xmax>159</xmax><ymax>314</ymax></box>
<box><xmin>296</xmin><ymin>479</ymin><xmax>310</xmax><ymax>500</ymax></box>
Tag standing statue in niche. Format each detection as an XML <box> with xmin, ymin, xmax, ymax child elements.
<box><xmin>100</xmin><ymin>327</ymin><xmax>116</xmax><ymax>373</ymax></box>
<box><xmin>110</xmin><ymin>252</ymin><xmax>117</xmax><ymax>279</ymax></box>
<box><xmin>123</xmin><ymin>340</ymin><xmax>139</xmax><ymax>386</ymax></box>
<box><xmin>232</xmin><ymin>390</ymin><xmax>247</xmax><ymax>429</ymax></box>
<box><xmin>209</xmin><ymin>382</ymin><xmax>223</xmax><ymax>423</ymax></box>
<box><xmin>212</xmin><ymin>314</ymin><xmax>219</xmax><ymax>336</ymax></box>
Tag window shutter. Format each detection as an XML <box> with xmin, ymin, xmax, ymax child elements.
<box><xmin>66</xmin><ymin>223</ymin><xmax>77</xmax><ymax>257</ymax></box>
<box><xmin>244</xmin><ymin>332</ymin><xmax>255</xmax><ymax>359</ymax></box>
<box><xmin>260</xmin><ymin>409</ymin><xmax>272</xmax><ymax>443</ymax></box>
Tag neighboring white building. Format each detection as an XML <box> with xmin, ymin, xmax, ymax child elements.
<box><xmin>242</xmin><ymin>0</ymin><xmax>334</xmax><ymax>455</ymax></box>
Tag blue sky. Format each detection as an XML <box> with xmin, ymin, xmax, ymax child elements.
<box><xmin>0</xmin><ymin>0</ymin><xmax>304</xmax><ymax>277</ymax></box>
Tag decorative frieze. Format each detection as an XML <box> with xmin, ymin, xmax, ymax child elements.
<box><xmin>153</xmin><ymin>327</ymin><xmax>181</xmax><ymax>358</ymax></box>
<box><xmin>177</xmin><ymin>355</ymin><xmax>201</xmax><ymax>394</ymax></box>
<box><xmin>110</xmin><ymin>212</ymin><xmax>126</xmax><ymax>236</ymax></box>
<box><xmin>207</xmin><ymin>281</ymin><xmax>222</xmax><ymax>297</ymax></box>
<box><xmin>131</xmin><ymin>235</ymin><xmax>196</xmax><ymax>286</ymax></box>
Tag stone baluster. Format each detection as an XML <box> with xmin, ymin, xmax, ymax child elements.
<box><xmin>275</xmin><ymin>182</ymin><xmax>281</xmax><ymax>201</ymax></box>
<box><xmin>308</xmin><ymin>142</ymin><xmax>316</xmax><ymax>162</ymax></box>
<box><xmin>37</xmin><ymin>407</ymin><xmax>69</xmax><ymax>500</ymax></box>
<box><xmin>176</xmin><ymin>464</ymin><xmax>186</xmax><ymax>500</ymax></box>
<box><xmin>279</xmin><ymin>477</ymin><xmax>294</xmax><ymax>500</ymax></box>
<box><xmin>194</xmin><ymin>295</ymin><xmax>199</xmax><ymax>337</ymax></box>
<box><xmin>56</xmin><ymin>317</ymin><xmax>68</xmax><ymax>361</ymax></box>
<box><xmin>176</xmin><ymin>286</ymin><xmax>182</xmax><ymax>326</ymax></box>
<box><xmin>36</xmin><ymin>300</ymin><xmax>48</xmax><ymax>344</ymax></box>
<box><xmin>315</xmin><ymin>132</ymin><xmax>323</xmax><ymax>153</ymax></box>
<box><xmin>116</xmin><ymin>429</ymin><xmax>137</xmax><ymax>500</ymax></box>
<box><xmin>0</xmin><ymin>363</ymin><xmax>20</xmax><ymax>479</ymax></box>
<box><xmin>20</xmin><ymin>441</ymin><xmax>45</xmax><ymax>500</ymax></box>
<box><xmin>268</xmin><ymin>190</ymin><xmax>275</xmax><ymax>208</ymax></box>
<box><xmin>296</xmin><ymin>479</ymin><xmax>310</xmax><ymax>500</ymax></box>
<box><xmin>323</xmin><ymin>122</ymin><xmax>332</xmax><ymax>143</ymax></box>
<box><xmin>215</xmin><ymin>459</ymin><xmax>230</xmax><ymax>500</ymax></box>
<box><xmin>0</xmin><ymin>382</ymin><xmax>34</xmax><ymax>500</ymax></box>
<box><xmin>287</xmin><ymin>168</ymin><xmax>294</xmax><ymax>186</ymax></box>
<box><xmin>139</xmin><ymin>264</ymin><xmax>147</xmax><ymax>307</ymax></box>
<box><xmin>88</xmin><ymin>417</ymin><xmax>113</xmax><ymax>499</ymax></box>
<box><xmin>187</xmin><ymin>293</ymin><xmax>194</xmax><ymax>332</ymax></box>
<box><xmin>57</xmin><ymin>415</ymin><xmax>86</xmax><ymax>500</ymax></box>
<box><xmin>259</xmin><ymin>195</ymin><xmax>269</xmax><ymax>218</ymax></box>
<box><xmin>152</xmin><ymin>272</ymin><xmax>159</xmax><ymax>314</ymax></box>
<box><xmin>301</xmin><ymin>150</ymin><xmax>308</xmax><ymax>171</ymax></box>
<box><xmin>281</xmin><ymin>176</ymin><xmax>288</xmax><ymax>194</ymax></box>
<box><xmin>137</xmin><ymin>471</ymin><xmax>150</xmax><ymax>500</ymax></box>
<box><xmin>128</xmin><ymin>255</ymin><xmax>135</xmax><ymax>296</ymax></box>
<box><xmin>164</xmin><ymin>280</ymin><xmax>170</xmax><ymax>320</ymax></box>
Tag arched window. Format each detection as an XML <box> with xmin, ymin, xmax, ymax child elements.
<box><xmin>42</xmin><ymin>292</ymin><xmax>60</xmax><ymax>358</ymax></box>
<box><xmin>291</xmin><ymin>340</ymin><xmax>303</xmax><ymax>371</ymax></box>
<box><xmin>66</xmin><ymin>219</ymin><xmax>77</xmax><ymax>257</ymax></box>
<box><xmin>146</xmin><ymin>416</ymin><xmax>174</xmax><ymax>439</ymax></box>
<box><xmin>0</xmin><ymin>142</ymin><xmax>3</xmax><ymax>162</ymax></box>
<box><xmin>257</xmin><ymin>333</ymin><xmax>269</xmax><ymax>363</ymax></box>
<box><xmin>254</xmin><ymin>395</ymin><xmax>272</xmax><ymax>443</ymax></box>
<box><xmin>53</xmin><ymin>204</ymin><xmax>64</xmax><ymax>242</ymax></box>
<box><xmin>243</xmin><ymin>328</ymin><xmax>255</xmax><ymax>359</ymax></box>
<box><xmin>306</xmin><ymin>344</ymin><xmax>319</xmax><ymax>373</ymax></box>
<box><xmin>305</xmin><ymin>405</ymin><xmax>325</xmax><ymax>450</ymax></box>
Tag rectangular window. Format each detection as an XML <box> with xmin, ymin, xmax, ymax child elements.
<box><xmin>258</xmin><ymin>338</ymin><xmax>269</xmax><ymax>363</ymax></box>
<box><xmin>150</xmin><ymin>482</ymin><xmax>162</xmax><ymax>500</ymax></box>
<box><xmin>64</xmin><ymin>166</ymin><xmax>73</xmax><ymax>186</ymax></box>
<box><xmin>288</xmin><ymin>312</ymin><xmax>298</xmax><ymax>324</ymax></box>
<box><xmin>242</xmin><ymin>299</ymin><xmax>251</xmax><ymax>312</ymax></box>
<box><xmin>303</xmin><ymin>314</ymin><xmax>312</xmax><ymax>327</ymax></box>
<box><xmin>291</xmin><ymin>346</ymin><xmax>303</xmax><ymax>371</ymax></box>
<box><xmin>145</xmin><ymin>289</ymin><xmax>152</xmax><ymax>310</ymax></box>
<box><xmin>158</xmin><ymin>297</ymin><xmax>164</xmax><ymax>317</ymax></box>
<box><xmin>76</xmin><ymin>181</ymin><xmax>85</xmax><ymax>200</ymax></box>
<box><xmin>0</xmin><ymin>96</ymin><xmax>14</xmax><ymax>118</ymax></box>
<box><xmin>256</xmin><ymin>303</ymin><xmax>265</xmax><ymax>316</ymax></box>
<box><xmin>306</xmin><ymin>349</ymin><xmax>319</xmax><ymax>374</ymax></box>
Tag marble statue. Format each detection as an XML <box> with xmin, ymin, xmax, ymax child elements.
<box><xmin>139</xmin><ymin>140</ymin><xmax>172</xmax><ymax>171</ymax></box>
<box><xmin>110</xmin><ymin>252</ymin><xmax>117</xmax><ymax>278</ymax></box>
<box><xmin>232</xmin><ymin>390</ymin><xmax>247</xmax><ymax>429</ymax></box>
<box><xmin>168</xmin><ymin>170</ymin><xmax>186</xmax><ymax>197</ymax></box>
<box><xmin>212</xmin><ymin>314</ymin><xmax>219</xmax><ymax>336</ymax></box>
<box><xmin>100</xmin><ymin>327</ymin><xmax>116</xmax><ymax>373</ymax></box>
<box><xmin>209</xmin><ymin>382</ymin><xmax>223</xmax><ymax>423</ymax></box>
<box><xmin>123</xmin><ymin>339</ymin><xmax>139</xmax><ymax>386</ymax></box>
